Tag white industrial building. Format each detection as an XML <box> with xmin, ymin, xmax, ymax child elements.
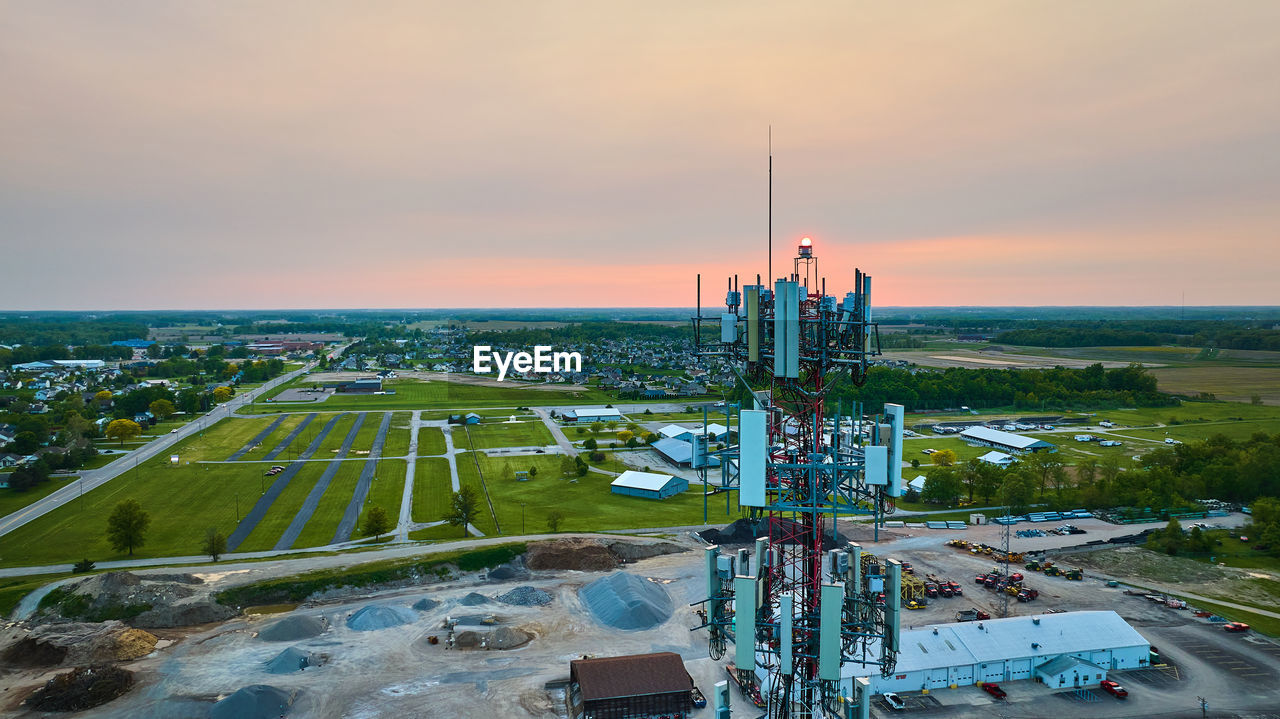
<box><xmin>561</xmin><ymin>407</ymin><xmax>622</xmax><ymax>423</ymax></box>
<box><xmin>960</xmin><ymin>426</ymin><xmax>1055</xmax><ymax>454</ymax></box>
<box><xmin>840</xmin><ymin>610</ymin><xmax>1150</xmax><ymax>695</ymax></box>
<box><xmin>977</xmin><ymin>450</ymin><xmax>1016</xmax><ymax>467</ymax></box>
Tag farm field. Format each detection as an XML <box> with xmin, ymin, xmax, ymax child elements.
<box><xmin>454</xmin><ymin>452</ymin><xmax>741</xmax><ymax>536</ymax></box>
<box><xmin>460</xmin><ymin>421</ymin><xmax>553</xmax><ymax>449</ymax></box>
<box><xmin>1150</xmin><ymin>366</ymin><xmax>1280</xmax><ymax>405</ymax></box>
<box><xmin>410</xmin><ymin>457</ymin><xmax>453</xmax><ymax>524</ymax></box>
<box><xmin>258</xmin><ymin>377</ymin><xmax>614</xmax><ymax>410</ymax></box>
<box><xmin>1108</xmin><ymin>419</ymin><xmax>1280</xmax><ymax>444</ymax></box>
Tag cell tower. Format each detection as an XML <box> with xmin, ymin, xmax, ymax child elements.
<box><xmin>692</xmin><ymin>235</ymin><xmax>905</xmax><ymax>719</ymax></box>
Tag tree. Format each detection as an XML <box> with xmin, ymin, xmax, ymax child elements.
<box><xmin>212</xmin><ymin>386</ymin><xmax>233</xmax><ymax>403</ymax></box>
<box><xmin>590</xmin><ymin>421</ymin><xmax>604</xmax><ymax>434</ymax></box>
<box><xmin>575</xmin><ymin>455</ymin><xmax>589</xmax><ymax>477</ymax></box>
<box><xmin>106</xmin><ymin>499</ymin><xmax>150</xmax><ymax>555</ymax></box>
<box><xmin>606</xmin><ymin>420</ymin><xmax>619</xmax><ymax>431</ymax></box>
<box><xmin>999</xmin><ymin>470</ymin><xmax>1037</xmax><ymax>515</ymax></box>
<box><xmin>202</xmin><ymin>528</ymin><xmax>227</xmax><ymax>561</ymax></box>
<box><xmin>149</xmin><ymin>398</ymin><xmax>176</xmax><ymax>421</ymax></box>
<box><xmin>8</xmin><ymin>431</ymin><xmax>39</xmax><ymax>454</ymax></box>
<box><xmin>922</xmin><ymin>468</ymin><xmax>963</xmax><ymax>504</ymax></box>
<box><xmin>626</xmin><ymin>436</ymin><xmax>640</xmax><ymax>448</ymax></box>
<box><xmin>361</xmin><ymin>506</ymin><xmax>393</xmax><ymax>540</ymax></box>
<box><xmin>62</xmin><ymin>413</ymin><xmax>94</xmax><ymax>440</ymax></box>
<box><xmin>445</xmin><ymin>486</ymin><xmax>480</xmax><ymax>537</ymax></box>
<box><xmin>546</xmin><ymin>510</ymin><xmax>565</xmax><ymax>532</ymax></box>
<box><xmin>1147</xmin><ymin>517</ymin><xmax>1185</xmax><ymax>555</ymax></box>
<box><xmin>104</xmin><ymin>419</ymin><xmax>142</xmax><ymax>446</ymax></box>
<box><xmin>931</xmin><ymin>449</ymin><xmax>957</xmax><ymax>467</ymax></box>
<box><xmin>583</xmin><ymin>438</ymin><xmax>598</xmax><ymax>450</ymax></box>
<box><xmin>72</xmin><ymin>558</ymin><xmax>96</xmax><ymax>573</ymax></box>
<box><xmin>616</xmin><ymin>430</ymin><xmax>633</xmax><ymax>443</ymax></box>
<box><xmin>92</xmin><ymin>390</ymin><xmax>113</xmax><ymax>408</ymax></box>
<box><xmin>644</xmin><ymin>432</ymin><xmax>658</xmax><ymax>445</ymax></box>
<box><xmin>528</xmin><ymin>465</ymin><xmax>538</xmax><ymax>479</ymax></box>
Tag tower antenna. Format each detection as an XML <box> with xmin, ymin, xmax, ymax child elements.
<box><xmin>768</xmin><ymin>126</ymin><xmax>773</xmax><ymax>284</ymax></box>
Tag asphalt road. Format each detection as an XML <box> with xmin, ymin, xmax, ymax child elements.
<box><xmin>0</xmin><ymin>361</ymin><xmax>314</xmax><ymax>539</ymax></box>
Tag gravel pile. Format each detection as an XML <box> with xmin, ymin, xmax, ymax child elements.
<box><xmin>25</xmin><ymin>665</ymin><xmax>134</xmax><ymax>712</ymax></box>
<box><xmin>258</xmin><ymin>615</ymin><xmax>327</xmax><ymax>642</ymax></box>
<box><xmin>459</xmin><ymin>592</ymin><xmax>490</xmax><ymax>606</ymax></box>
<box><xmin>412</xmin><ymin>597</ymin><xmax>441</xmax><ymax>612</ymax></box>
<box><xmin>496</xmin><ymin>586</ymin><xmax>552</xmax><ymax>606</ymax></box>
<box><xmin>579</xmin><ymin>572</ymin><xmax>673</xmax><ymax>630</ymax></box>
<box><xmin>345</xmin><ymin>605</ymin><xmax>418</xmax><ymax>632</ymax></box>
<box><xmin>210</xmin><ymin>685</ymin><xmax>294</xmax><ymax>719</ymax></box>
<box><xmin>264</xmin><ymin>647</ymin><xmax>321</xmax><ymax>674</ymax></box>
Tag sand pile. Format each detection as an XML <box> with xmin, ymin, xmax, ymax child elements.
<box><xmin>579</xmin><ymin>572</ymin><xmax>673</xmax><ymax>630</ymax></box>
<box><xmin>264</xmin><ymin>647</ymin><xmax>322</xmax><ymax>674</ymax></box>
<box><xmin>526</xmin><ymin>538</ymin><xmax>619</xmax><ymax>571</ymax></box>
<box><xmin>459</xmin><ymin>592</ymin><xmax>490</xmax><ymax>606</ymax></box>
<box><xmin>345</xmin><ymin>605</ymin><xmax>418</xmax><ymax>631</ymax></box>
<box><xmin>412</xmin><ymin>597</ymin><xmax>441</xmax><ymax>612</ymax></box>
<box><xmin>210</xmin><ymin>685</ymin><xmax>294</xmax><ymax>719</ymax></box>
<box><xmin>496</xmin><ymin>586</ymin><xmax>553</xmax><ymax>606</ymax></box>
<box><xmin>259</xmin><ymin>615</ymin><xmax>327</xmax><ymax>642</ymax></box>
<box><xmin>25</xmin><ymin>665</ymin><xmax>134</xmax><ymax>712</ymax></box>
<box><xmin>94</xmin><ymin>628</ymin><xmax>158</xmax><ymax>661</ymax></box>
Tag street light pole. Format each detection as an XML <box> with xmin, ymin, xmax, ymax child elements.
<box><xmin>521</xmin><ymin>502</ymin><xmax>526</xmax><ymax>535</ymax></box>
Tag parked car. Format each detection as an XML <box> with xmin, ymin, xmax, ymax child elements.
<box><xmin>1099</xmin><ymin>680</ymin><xmax>1128</xmax><ymax>698</ymax></box>
<box><xmin>1224</xmin><ymin>622</ymin><xmax>1251</xmax><ymax>633</ymax></box>
<box><xmin>882</xmin><ymin>692</ymin><xmax>905</xmax><ymax>710</ymax></box>
<box><xmin>981</xmin><ymin>683</ymin><xmax>1007</xmax><ymax>699</ymax></box>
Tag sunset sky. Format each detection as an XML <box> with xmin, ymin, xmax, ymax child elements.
<box><xmin>3</xmin><ymin>1</ymin><xmax>1278</xmax><ymax>310</ymax></box>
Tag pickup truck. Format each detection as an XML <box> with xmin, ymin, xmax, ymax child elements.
<box><xmin>956</xmin><ymin>608</ymin><xmax>991</xmax><ymax>622</ymax></box>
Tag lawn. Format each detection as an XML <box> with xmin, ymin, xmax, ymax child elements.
<box><xmin>0</xmin><ymin>458</ymin><xmax>274</xmax><ymax>567</ymax></box>
<box><xmin>408</xmin><ymin>523</ymin><xmax>469</xmax><ymax>541</ymax></box>
<box><xmin>234</xmin><ymin>413</ymin><xmax>313</xmax><ymax>461</ymax></box>
<box><xmin>381</xmin><ymin>412</ymin><xmax>413</xmax><ymax>457</ymax></box>
<box><xmin>411</xmin><ymin>457</ymin><xmax>452</xmax><ymax>523</ymax></box>
<box><xmin>310</xmin><ymin>413</ymin><xmax>359</xmax><ymax>457</ymax></box>
<box><xmin>462</xmin><ymin>421</ymin><xmax>554</xmax><ymax>449</ymax></box>
<box><xmin>417</xmin><ymin>427</ymin><xmax>446</xmax><ymax>456</ymax></box>
<box><xmin>0</xmin><ymin>573</ymin><xmax>74</xmax><ymax>618</ymax></box>
<box><xmin>259</xmin><ymin>377</ymin><xmax>614</xmax><ymax>410</ymax></box>
<box><xmin>1100</xmin><ymin>401</ymin><xmax>1280</xmax><ymax>427</ymax></box>
<box><xmin>0</xmin><ymin>477</ymin><xmax>77</xmax><ymax>517</ymax></box>
<box><xmin>235</xmin><ymin>463</ymin><xmax>330</xmax><ymax>552</ymax></box>
<box><xmin>360</xmin><ymin>463</ymin><xmax>406</xmax><ymax>535</ymax></box>
<box><xmin>1107</xmin><ymin>420</ymin><xmax>1280</xmax><ymax>445</ymax></box>
<box><xmin>456</xmin><ymin>452</ymin><xmax>745</xmax><ymax>536</ymax></box>
<box><xmin>287</xmin><ymin>459</ymin><xmax>405</xmax><ymax>548</ymax></box>
<box><xmin>348</xmin><ymin>412</ymin><xmax>389</xmax><ymax>456</ymax></box>
<box><xmin>901</xmin><ymin>436</ymin><xmax>993</xmax><ymax>466</ymax></box>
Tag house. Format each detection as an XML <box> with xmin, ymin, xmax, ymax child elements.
<box><xmin>907</xmin><ymin>475</ymin><xmax>927</xmax><ymax>493</ymax></box>
<box><xmin>610</xmin><ymin>471</ymin><xmax>688</xmax><ymax>499</ymax></box>
<box><xmin>568</xmin><ymin>652</ymin><xmax>694</xmax><ymax>719</ymax></box>
<box><xmin>0</xmin><ymin>454</ymin><xmax>21</xmax><ymax>469</ymax></box>
<box><xmin>978</xmin><ymin>450</ymin><xmax>1016</xmax><ymax>468</ymax></box>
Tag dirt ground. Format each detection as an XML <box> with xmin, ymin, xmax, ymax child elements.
<box><xmin>880</xmin><ymin>349</ymin><xmax>1160</xmax><ymax>370</ymax></box>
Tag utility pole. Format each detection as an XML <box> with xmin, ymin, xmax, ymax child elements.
<box><xmin>1197</xmin><ymin>696</ymin><xmax>1207</xmax><ymax>718</ymax></box>
<box><xmin>521</xmin><ymin>502</ymin><xmax>526</xmax><ymax>535</ymax></box>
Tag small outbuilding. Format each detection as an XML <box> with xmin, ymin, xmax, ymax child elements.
<box><xmin>610</xmin><ymin>471</ymin><xmax>687</xmax><ymax>499</ymax></box>
<box><xmin>977</xmin><ymin>450</ymin><xmax>1016</xmax><ymax>468</ymax></box>
<box><xmin>569</xmin><ymin>651</ymin><xmax>693</xmax><ymax>719</ymax></box>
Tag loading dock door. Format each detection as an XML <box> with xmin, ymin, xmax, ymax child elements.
<box><xmin>951</xmin><ymin>665</ymin><xmax>974</xmax><ymax>686</ymax></box>
<box><xmin>981</xmin><ymin>662</ymin><xmax>1004</xmax><ymax>683</ymax></box>
<box><xmin>928</xmin><ymin>668</ymin><xmax>949</xmax><ymax>689</ymax></box>
<box><xmin>1009</xmin><ymin>658</ymin><xmax>1032</xmax><ymax>681</ymax></box>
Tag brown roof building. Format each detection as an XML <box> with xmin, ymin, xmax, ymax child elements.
<box><xmin>569</xmin><ymin>652</ymin><xmax>694</xmax><ymax>719</ymax></box>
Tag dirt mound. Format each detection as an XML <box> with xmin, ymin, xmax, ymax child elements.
<box><xmin>579</xmin><ymin>572</ymin><xmax>673</xmax><ymax>630</ymax></box>
<box><xmin>264</xmin><ymin>647</ymin><xmax>322</xmax><ymax>674</ymax></box>
<box><xmin>607</xmin><ymin>540</ymin><xmax>687</xmax><ymax>562</ymax></box>
<box><xmin>345</xmin><ymin>605</ymin><xmax>418</xmax><ymax>631</ymax></box>
<box><xmin>259</xmin><ymin>615</ymin><xmax>327</xmax><ymax>642</ymax></box>
<box><xmin>132</xmin><ymin>598</ymin><xmax>235</xmax><ymax>628</ymax></box>
<box><xmin>526</xmin><ymin>538</ymin><xmax>619</xmax><ymax>571</ymax></box>
<box><xmin>210</xmin><ymin>685</ymin><xmax>294</xmax><ymax>719</ymax></box>
<box><xmin>25</xmin><ymin>664</ymin><xmax>134</xmax><ymax>712</ymax></box>
<box><xmin>3</xmin><ymin>637</ymin><xmax>67</xmax><ymax>666</ymax></box>
<box><xmin>496</xmin><ymin>586</ymin><xmax>552</xmax><ymax>606</ymax></box>
<box><xmin>459</xmin><ymin>592</ymin><xmax>490</xmax><ymax>606</ymax></box>
<box><xmin>10</xmin><ymin>622</ymin><xmax>158</xmax><ymax>666</ymax></box>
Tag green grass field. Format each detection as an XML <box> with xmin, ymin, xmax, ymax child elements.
<box><xmin>285</xmin><ymin>459</ymin><xmax>404</xmax><ymax>548</ymax></box>
<box><xmin>310</xmin><ymin>413</ymin><xmax>358</xmax><ymax>457</ymax></box>
<box><xmin>360</xmin><ymin>462</ymin><xmax>406</xmax><ymax>536</ymax></box>
<box><xmin>462</xmin><ymin>421</ymin><xmax>553</xmax><ymax>449</ymax></box>
<box><xmin>235</xmin><ymin>463</ymin><xmax>331</xmax><ymax>552</ymax></box>
<box><xmin>235</xmin><ymin>413</ymin><xmax>313</xmax><ymax>461</ymax></box>
<box><xmin>901</xmin><ymin>436</ymin><xmax>993</xmax><ymax>465</ymax></box>
<box><xmin>381</xmin><ymin>412</ymin><xmax>413</xmax><ymax>457</ymax></box>
<box><xmin>1108</xmin><ymin>420</ymin><xmax>1280</xmax><ymax>444</ymax></box>
<box><xmin>418</xmin><ymin>427</ymin><xmax>446</xmax><ymax>455</ymax></box>
<box><xmin>410</xmin><ymin>457</ymin><xmax>452</xmax><ymax>523</ymax></box>
<box><xmin>408</xmin><ymin>523</ymin><xmax>468</xmax><ymax>541</ymax></box>
<box><xmin>0</xmin><ymin>477</ymin><xmax>77</xmax><ymax>517</ymax></box>
<box><xmin>260</xmin><ymin>377</ymin><xmax>614</xmax><ymax>410</ymax></box>
<box><xmin>456</xmin><ymin>452</ymin><xmax>743</xmax><ymax>536</ymax></box>
<box><xmin>0</xmin><ymin>573</ymin><xmax>73</xmax><ymax>618</ymax></box>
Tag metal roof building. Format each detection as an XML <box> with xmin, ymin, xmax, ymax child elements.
<box><xmin>563</xmin><ymin>407</ymin><xmax>623</xmax><ymax>423</ymax></box>
<box><xmin>569</xmin><ymin>652</ymin><xmax>693</xmax><ymax>719</ymax></box>
<box><xmin>977</xmin><ymin>450</ymin><xmax>1016</xmax><ymax>467</ymax></box>
<box><xmin>839</xmin><ymin>610</ymin><xmax>1150</xmax><ymax>694</ymax></box>
<box><xmin>960</xmin><ymin>426</ymin><xmax>1056</xmax><ymax>454</ymax></box>
<box><xmin>610</xmin><ymin>470</ymin><xmax>688</xmax><ymax>499</ymax></box>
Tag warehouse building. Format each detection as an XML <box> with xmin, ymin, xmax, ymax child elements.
<box><xmin>610</xmin><ymin>470</ymin><xmax>688</xmax><ymax>499</ymax></box>
<box><xmin>568</xmin><ymin>652</ymin><xmax>694</xmax><ymax>719</ymax></box>
<box><xmin>562</xmin><ymin>407</ymin><xmax>623</xmax><ymax>423</ymax></box>
<box><xmin>960</xmin><ymin>426</ymin><xmax>1056</xmax><ymax>455</ymax></box>
<box><xmin>841</xmin><ymin>611</ymin><xmax>1150</xmax><ymax>694</ymax></box>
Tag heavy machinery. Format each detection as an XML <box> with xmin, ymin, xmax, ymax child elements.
<box><xmin>1065</xmin><ymin>568</ymin><xmax>1083</xmax><ymax>581</ymax></box>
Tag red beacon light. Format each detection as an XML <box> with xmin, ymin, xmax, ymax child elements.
<box><xmin>798</xmin><ymin>236</ymin><xmax>813</xmax><ymax>258</ymax></box>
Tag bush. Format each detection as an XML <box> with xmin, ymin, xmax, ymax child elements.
<box><xmin>72</xmin><ymin>559</ymin><xmax>95</xmax><ymax>574</ymax></box>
